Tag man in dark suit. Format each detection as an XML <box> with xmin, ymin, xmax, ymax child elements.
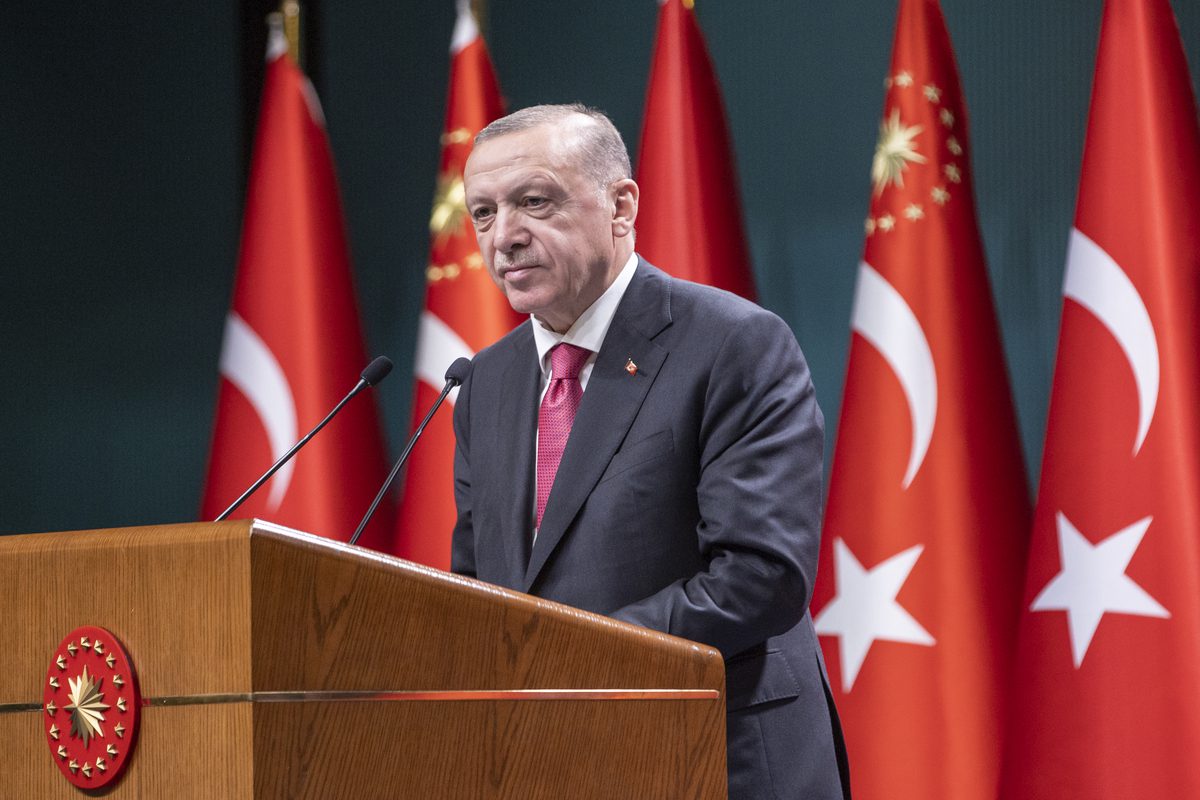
<box><xmin>452</xmin><ymin>103</ymin><xmax>849</xmax><ymax>799</ymax></box>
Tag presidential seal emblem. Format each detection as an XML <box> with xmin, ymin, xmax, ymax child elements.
<box><xmin>43</xmin><ymin>626</ymin><xmax>140</xmax><ymax>789</ymax></box>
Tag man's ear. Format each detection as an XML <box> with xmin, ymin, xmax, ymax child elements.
<box><xmin>611</xmin><ymin>178</ymin><xmax>639</xmax><ymax>237</ymax></box>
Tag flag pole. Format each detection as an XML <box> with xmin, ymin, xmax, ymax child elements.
<box><xmin>470</xmin><ymin>0</ymin><xmax>487</xmax><ymax>35</ymax></box>
<box><xmin>280</xmin><ymin>0</ymin><xmax>302</xmax><ymax>69</ymax></box>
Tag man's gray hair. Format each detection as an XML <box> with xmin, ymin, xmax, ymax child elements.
<box><xmin>474</xmin><ymin>103</ymin><xmax>632</xmax><ymax>192</ymax></box>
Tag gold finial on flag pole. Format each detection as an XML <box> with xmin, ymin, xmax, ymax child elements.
<box><xmin>470</xmin><ymin>0</ymin><xmax>488</xmax><ymax>34</ymax></box>
<box><xmin>280</xmin><ymin>0</ymin><xmax>302</xmax><ymax>68</ymax></box>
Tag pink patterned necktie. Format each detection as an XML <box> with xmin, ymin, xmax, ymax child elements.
<box><xmin>536</xmin><ymin>343</ymin><xmax>592</xmax><ymax>530</ymax></box>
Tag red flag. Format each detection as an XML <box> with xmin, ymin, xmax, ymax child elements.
<box><xmin>385</xmin><ymin>1</ymin><xmax>521</xmax><ymax>566</ymax></box>
<box><xmin>1002</xmin><ymin>1</ymin><xmax>1200</xmax><ymax>796</ymax></box>
<box><xmin>811</xmin><ymin>2</ymin><xmax>1029</xmax><ymax>797</ymax></box>
<box><xmin>634</xmin><ymin>0</ymin><xmax>756</xmax><ymax>299</ymax></box>
<box><xmin>200</xmin><ymin>21</ymin><xmax>393</xmax><ymax>546</ymax></box>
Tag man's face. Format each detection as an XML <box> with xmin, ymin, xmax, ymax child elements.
<box><xmin>464</xmin><ymin>120</ymin><xmax>634</xmax><ymax>333</ymax></box>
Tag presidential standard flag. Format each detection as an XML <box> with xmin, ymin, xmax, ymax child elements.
<box><xmin>388</xmin><ymin>0</ymin><xmax>522</xmax><ymax>566</ymax></box>
<box><xmin>201</xmin><ymin>18</ymin><xmax>393</xmax><ymax>545</ymax></box>
<box><xmin>1002</xmin><ymin>0</ymin><xmax>1200</xmax><ymax>796</ymax></box>
<box><xmin>812</xmin><ymin>1</ymin><xmax>1029</xmax><ymax>797</ymax></box>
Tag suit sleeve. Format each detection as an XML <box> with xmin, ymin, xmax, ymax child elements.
<box><xmin>450</xmin><ymin>368</ymin><xmax>477</xmax><ymax>578</ymax></box>
<box><xmin>610</xmin><ymin>310</ymin><xmax>825</xmax><ymax>659</ymax></box>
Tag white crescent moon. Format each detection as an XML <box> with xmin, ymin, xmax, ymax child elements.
<box><xmin>1063</xmin><ymin>228</ymin><xmax>1159</xmax><ymax>455</ymax></box>
<box><xmin>852</xmin><ymin>262</ymin><xmax>938</xmax><ymax>488</ymax></box>
<box><xmin>414</xmin><ymin>311</ymin><xmax>475</xmax><ymax>406</ymax></box>
<box><xmin>218</xmin><ymin>312</ymin><xmax>299</xmax><ymax>511</ymax></box>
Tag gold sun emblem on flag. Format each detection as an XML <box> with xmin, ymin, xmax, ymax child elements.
<box><xmin>429</xmin><ymin>172</ymin><xmax>467</xmax><ymax>243</ymax></box>
<box><xmin>871</xmin><ymin>109</ymin><xmax>926</xmax><ymax>195</ymax></box>
<box><xmin>64</xmin><ymin>666</ymin><xmax>110</xmax><ymax>748</ymax></box>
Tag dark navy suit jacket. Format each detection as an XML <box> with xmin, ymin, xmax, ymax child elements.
<box><xmin>452</xmin><ymin>260</ymin><xmax>849</xmax><ymax>799</ymax></box>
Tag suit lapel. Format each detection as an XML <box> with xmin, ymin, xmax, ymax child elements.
<box><xmin>495</xmin><ymin>325</ymin><xmax>539</xmax><ymax>587</ymax></box>
<box><xmin>523</xmin><ymin>263</ymin><xmax>673</xmax><ymax>591</ymax></box>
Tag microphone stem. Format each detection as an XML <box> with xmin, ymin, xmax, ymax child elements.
<box><xmin>216</xmin><ymin>379</ymin><xmax>367</xmax><ymax>522</ymax></box>
<box><xmin>348</xmin><ymin>377</ymin><xmax>456</xmax><ymax>547</ymax></box>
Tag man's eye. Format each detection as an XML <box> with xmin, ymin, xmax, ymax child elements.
<box><xmin>471</xmin><ymin>207</ymin><xmax>494</xmax><ymax>221</ymax></box>
<box><xmin>523</xmin><ymin>196</ymin><xmax>547</xmax><ymax>208</ymax></box>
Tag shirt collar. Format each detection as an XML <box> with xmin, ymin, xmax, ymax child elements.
<box><xmin>532</xmin><ymin>252</ymin><xmax>639</xmax><ymax>376</ymax></box>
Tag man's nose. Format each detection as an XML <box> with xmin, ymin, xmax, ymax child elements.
<box><xmin>493</xmin><ymin>207</ymin><xmax>529</xmax><ymax>252</ymax></box>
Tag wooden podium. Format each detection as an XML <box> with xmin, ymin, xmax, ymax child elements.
<box><xmin>0</xmin><ymin>520</ymin><xmax>727</xmax><ymax>798</ymax></box>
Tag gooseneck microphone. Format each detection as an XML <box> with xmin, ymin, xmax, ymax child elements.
<box><xmin>215</xmin><ymin>356</ymin><xmax>394</xmax><ymax>522</ymax></box>
<box><xmin>348</xmin><ymin>357</ymin><xmax>473</xmax><ymax>547</ymax></box>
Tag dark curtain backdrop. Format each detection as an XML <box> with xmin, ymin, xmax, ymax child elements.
<box><xmin>2</xmin><ymin>1</ymin><xmax>1197</xmax><ymax>535</ymax></box>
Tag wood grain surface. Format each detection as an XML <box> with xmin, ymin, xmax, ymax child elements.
<box><xmin>0</xmin><ymin>520</ymin><xmax>727</xmax><ymax>798</ymax></box>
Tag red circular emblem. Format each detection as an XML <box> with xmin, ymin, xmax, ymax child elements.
<box><xmin>43</xmin><ymin>626</ymin><xmax>140</xmax><ymax>789</ymax></box>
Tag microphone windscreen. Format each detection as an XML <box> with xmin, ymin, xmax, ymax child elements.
<box><xmin>445</xmin><ymin>357</ymin><xmax>473</xmax><ymax>386</ymax></box>
<box><xmin>361</xmin><ymin>356</ymin><xmax>394</xmax><ymax>387</ymax></box>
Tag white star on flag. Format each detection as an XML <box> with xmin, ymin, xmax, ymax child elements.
<box><xmin>1031</xmin><ymin>512</ymin><xmax>1169</xmax><ymax>668</ymax></box>
<box><xmin>815</xmin><ymin>538</ymin><xmax>935</xmax><ymax>691</ymax></box>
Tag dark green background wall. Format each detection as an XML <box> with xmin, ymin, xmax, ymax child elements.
<box><xmin>2</xmin><ymin>2</ymin><xmax>1198</xmax><ymax>536</ymax></box>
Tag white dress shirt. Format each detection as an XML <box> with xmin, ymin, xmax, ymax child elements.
<box><xmin>531</xmin><ymin>252</ymin><xmax>639</xmax><ymax>398</ymax></box>
<box><xmin>529</xmin><ymin>252</ymin><xmax>639</xmax><ymax>536</ymax></box>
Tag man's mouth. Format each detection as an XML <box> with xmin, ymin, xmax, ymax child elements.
<box><xmin>499</xmin><ymin>263</ymin><xmax>539</xmax><ymax>280</ymax></box>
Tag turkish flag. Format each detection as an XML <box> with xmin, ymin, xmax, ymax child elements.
<box><xmin>811</xmin><ymin>1</ymin><xmax>1029</xmax><ymax>798</ymax></box>
<box><xmin>384</xmin><ymin>1</ymin><xmax>522</xmax><ymax>566</ymax></box>
<box><xmin>1001</xmin><ymin>1</ymin><xmax>1200</xmax><ymax>796</ymax></box>
<box><xmin>634</xmin><ymin>0</ymin><xmax>756</xmax><ymax>299</ymax></box>
<box><xmin>200</xmin><ymin>21</ymin><xmax>393</xmax><ymax>546</ymax></box>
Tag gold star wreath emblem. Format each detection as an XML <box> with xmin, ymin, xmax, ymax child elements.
<box><xmin>864</xmin><ymin>63</ymin><xmax>970</xmax><ymax>237</ymax></box>
<box><xmin>429</xmin><ymin>172</ymin><xmax>468</xmax><ymax>244</ymax></box>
